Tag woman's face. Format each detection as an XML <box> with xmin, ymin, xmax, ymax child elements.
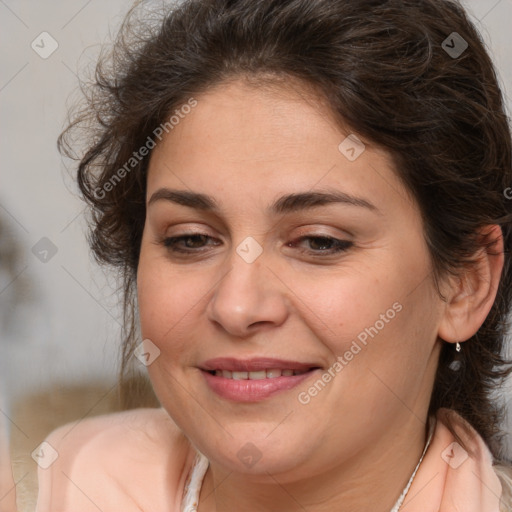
<box><xmin>137</xmin><ymin>79</ymin><xmax>445</xmax><ymax>478</ymax></box>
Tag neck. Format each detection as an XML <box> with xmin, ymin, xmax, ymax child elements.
<box><xmin>197</xmin><ymin>413</ymin><xmax>430</xmax><ymax>512</ymax></box>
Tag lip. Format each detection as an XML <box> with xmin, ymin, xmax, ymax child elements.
<box><xmin>199</xmin><ymin>357</ymin><xmax>322</xmax><ymax>402</ymax></box>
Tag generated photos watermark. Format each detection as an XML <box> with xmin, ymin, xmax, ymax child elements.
<box><xmin>93</xmin><ymin>97</ymin><xmax>198</xmax><ymax>200</ymax></box>
<box><xmin>298</xmin><ymin>301</ymin><xmax>403</xmax><ymax>405</ymax></box>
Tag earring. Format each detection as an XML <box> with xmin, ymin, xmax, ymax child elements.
<box><xmin>449</xmin><ymin>342</ymin><xmax>463</xmax><ymax>371</ymax></box>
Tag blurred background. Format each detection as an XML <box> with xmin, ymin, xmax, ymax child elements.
<box><xmin>1</xmin><ymin>0</ymin><xmax>511</xmax><ymax>510</ymax></box>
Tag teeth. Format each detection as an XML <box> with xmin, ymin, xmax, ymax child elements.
<box><xmin>248</xmin><ymin>370</ymin><xmax>267</xmax><ymax>380</ymax></box>
<box><xmin>211</xmin><ymin>368</ymin><xmax>310</xmax><ymax>379</ymax></box>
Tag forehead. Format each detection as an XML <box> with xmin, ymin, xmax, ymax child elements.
<box><xmin>146</xmin><ymin>79</ymin><xmax>415</xmax><ymax>215</ymax></box>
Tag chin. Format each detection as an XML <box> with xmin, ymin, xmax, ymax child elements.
<box><xmin>201</xmin><ymin>433</ymin><xmax>314</xmax><ymax>476</ymax></box>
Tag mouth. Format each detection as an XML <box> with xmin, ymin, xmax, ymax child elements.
<box><xmin>199</xmin><ymin>357</ymin><xmax>322</xmax><ymax>402</ymax></box>
<box><xmin>205</xmin><ymin>368</ymin><xmax>313</xmax><ymax>379</ymax></box>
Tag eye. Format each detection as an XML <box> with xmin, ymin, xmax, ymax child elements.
<box><xmin>287</xmin><ymin>235</ymin><xmax>353</xmax><ymax>255</ymax></box>
<box><xmin>162</xmin><ymin>233</ymin><xmax>219</xmax><ymax>253</ymax></box>
<box><xmin>160</xmin><ymin>233</ymin><xmax>353</xmax><ymax>257</ymax></box>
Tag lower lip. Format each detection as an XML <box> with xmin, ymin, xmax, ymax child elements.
<box><xmin>201</xmin><ymin>369</ymin><xmax>319</xmax><ymax>402</ymax></box>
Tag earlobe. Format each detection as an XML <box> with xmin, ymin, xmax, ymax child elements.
<box><xmin>437</xmin><ymin>224</ymin><xmax>504</xmax><ymax>345</ymax></box>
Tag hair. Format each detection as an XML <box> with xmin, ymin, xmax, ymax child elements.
<box><xmin>58</xmin><ymin>0</ymin><xmax>512</xmax><ymax>462</ymax></box>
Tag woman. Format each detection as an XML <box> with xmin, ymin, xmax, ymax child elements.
<box><xmin>35</xmin><ymin>0</ymin><xmax>512</xmax><ymax>510</ymax></box>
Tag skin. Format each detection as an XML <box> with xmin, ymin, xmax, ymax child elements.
<box><xmin>136</xmin><ymin>78</ymin><xmax>504</xmax><ymax>512</ymax></box>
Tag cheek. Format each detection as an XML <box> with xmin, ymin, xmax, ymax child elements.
<box><xmin>136</xmin><ymin>249</ymin><xmax>211</xmax><ymax>356</ymax></box>
<box><xmin>300</xmin><ymin>257</ymin><xmax>439</xmax><ymax>379</ymax></box>
<box><xmin>294</xmin><ymin>277</ymin><xmax>439</xmax><ymax>441</ymax></box>
<box><xmin>300</xmin><ymin>268</ymin><xmax>402</xmax><ymax>347</ymax></box>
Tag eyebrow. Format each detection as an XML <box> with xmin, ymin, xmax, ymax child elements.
<box><xmin>148</xmin><ymin>188</ymin><xmax>380</xmax><ymax>215</ymax></box>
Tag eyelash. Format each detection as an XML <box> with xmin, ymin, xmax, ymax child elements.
<box><xmin>161</xmin><ymin>233</ymin><xmax>353</xmax><ymax>256</ymax></box>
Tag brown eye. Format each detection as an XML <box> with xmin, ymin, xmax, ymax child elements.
<box><xmin>288</xmin><ymin>236</ymin><xmax>353</xmax><ymax>255</ymax></box>
<box><xmin>162</xmin><ymin>233</ymin><xmax>219</xmax><ymax>253</ymax></box>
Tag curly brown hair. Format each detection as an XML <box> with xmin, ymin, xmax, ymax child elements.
<box><xmin>58</xmin><ymin>0</ymin><xmax>512</xmax><ymax>462</ymax></box>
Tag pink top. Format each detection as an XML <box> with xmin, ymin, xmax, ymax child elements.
<box><xmin>33</xmin><ymin>407</ymin><xmax>504</xmax><ymax>512</ymax></box>
<box><xmin>400</xmin><ymin>409</ymin><xmax>503</xmax><ymax>511</ymax></box>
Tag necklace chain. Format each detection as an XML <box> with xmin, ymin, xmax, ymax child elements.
<box><xmin>389</xmin><ymin>420</ymin><xmax>435</xmax><ymax>512</ymax></box>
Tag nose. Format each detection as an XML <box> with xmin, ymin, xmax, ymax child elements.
<box><xmin>206</xmin><ymin>246</ymin><xmax>289</xmax><ymax>338</ymax></box>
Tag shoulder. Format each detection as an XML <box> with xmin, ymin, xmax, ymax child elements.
<box><xmin>35</xmin><ymin>407</ymin><xmax>193</xmax><ymax>512</ymax></box>
<box><xmin>494</xmin><ymin>463</ymin><xmax>512</xmax><ymax>512</ymax></box>
<box><xmin>434</xmin><ymin>409</ymin><xmax>511</xmax><ymax>509</ymax></box>
<box><xmin>45</xmin><ymin>406</ymin><xmax>189</xmax><ymax>461</ymax></box>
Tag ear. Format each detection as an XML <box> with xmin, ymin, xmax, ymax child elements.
<box><xmin>437</xmin><ymin>224</ymin><xmax>504</xmax><ymax>344</ymax></box>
